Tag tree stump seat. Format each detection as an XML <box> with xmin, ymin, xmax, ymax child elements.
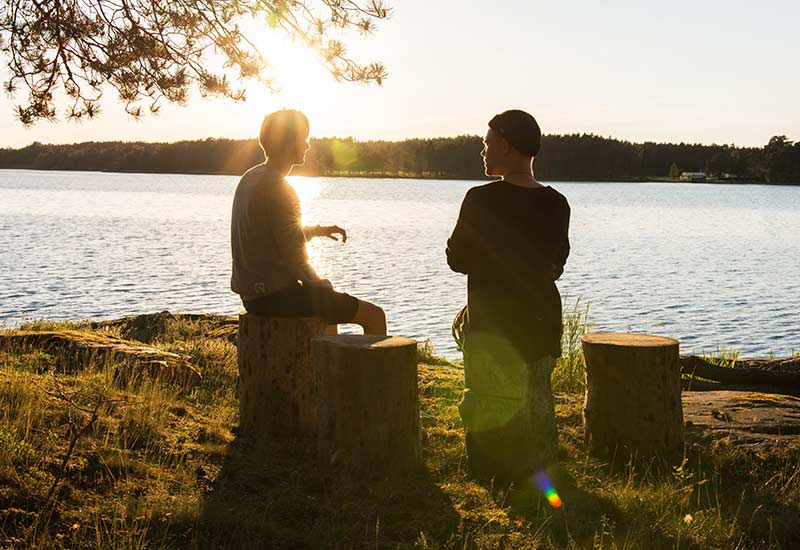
<box><xmin>581</xmin><ymin>332</ymin><xmax>684</xmax><ymax>459</ymax></box>
<box><xmin>312</xmin><ymin>334</ymin><xmax>420</xmax><ymax>478</ymax></box>
<box><xmin>237</xmin><ymin>313</ymin><xmax>327</xmax><ymax>437</ymax></box>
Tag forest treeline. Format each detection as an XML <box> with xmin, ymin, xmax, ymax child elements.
<box><xmin>1</xmin><ymin>133</ymin><xmax>798</xmax><ymax>183</ymax></box>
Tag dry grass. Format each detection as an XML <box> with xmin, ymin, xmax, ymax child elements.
<box><xmin>552</xmin><ymin>298</ymin><xmax>591</xmax><ymax>394</ymax></box>
<box><xmin>0</xmin><ymin>315</ymin><xmax>798</xmax><ymax>549</ymax></box>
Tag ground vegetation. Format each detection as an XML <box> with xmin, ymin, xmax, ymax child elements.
<box><xmin>1</xmin><ymin>308</ymin><xmax>798</xmax><ymax>548</ymax></box>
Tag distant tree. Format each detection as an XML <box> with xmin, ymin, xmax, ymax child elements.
<box><xmin>668</xmin><ymin>163</ymin><xmax>681</xmax><ymax>179</ymax></box>
<box><xmin>763</xmin><ymin>135</ymin><xmax>795</xmax><ymax>183</ymax></box>
<box><xmin>706</xmin><ymin>149</ymin><xmax>730</xmax><ymax>177</ymax></box>
<box><xmin>3</xmin><ymin>133</ymin><xmax>797</xmax><ymax>183</ymax></box>
<box><xmin>0</xmin><ymin>0</ymin><xmax>390</xmax><ymax>125</ymax></box>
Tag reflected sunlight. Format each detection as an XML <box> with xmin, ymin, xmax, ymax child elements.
<box><xmin>287</xmin><ymin>176</ymin><xmax>322</xmax><ymax>217</ymax></box>
<box><xmin>288</xmin><ymin>174</ymin><xmax>327</xmax><ymax>274</ymax></box>
<box><xmin>305</xmin><ymin>239</ymin><xmax>328</xmax><ymax>279</ymax></box>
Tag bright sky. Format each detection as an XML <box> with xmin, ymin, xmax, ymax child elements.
<box><xmin>1</xmin><ymin>0</ymin><xmax>798</xmax><ymax>148</ymax></box>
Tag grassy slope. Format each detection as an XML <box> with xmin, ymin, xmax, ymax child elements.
<box><xmin>1</xmin><ymin>315</ymin><xmax>798</xmax><ymax>549</ymax></box>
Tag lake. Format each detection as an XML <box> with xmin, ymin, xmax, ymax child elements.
<box><xmin>1</xmin><ymin>169</ymin><xmax>798</xmax><ymax>359</ymax></box>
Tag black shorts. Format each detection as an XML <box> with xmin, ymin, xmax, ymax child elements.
<box><xmin>243</xmin><ymin>281</ymin><xmax>359</xmax><ymax>325</ymax></box>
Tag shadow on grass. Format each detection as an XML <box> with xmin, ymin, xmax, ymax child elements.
<box><xmin>500</xmin><ymin>469</ymin><xmax>696</xmax><ymax>550</ymax></box>
<box><xmin>686</xmin><ymin>442</ymin><xmax>800</xmax><ymax>550</ymax></box>
<box><xmin>195</xmin><ymin>432</ymin><xmax>460</xmax><ymax>549</ymax></box>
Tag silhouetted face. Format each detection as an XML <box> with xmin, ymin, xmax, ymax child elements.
<box><xmin>482</xmin><ymin>128</ymin><xmax>509</xmax><ymax>177</ymax></box>
<box><xmin>288</xmin><ymin>126</ymin><xmax>311</xmax><ymax>167</ymax></box>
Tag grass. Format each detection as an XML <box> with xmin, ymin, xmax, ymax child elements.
<box><xmin>0</xmin><ymin>312</ymin><xmax>798</xmax><ymax>549</ymax></box>
<box><xmin>417</xmin><ymin>339</ymin><xmax>453</xmax><ymax>367</ymax></box>
<box><xmin>700</xmin><ymin>346</ymin><xmax>741</xmax><ymax>368</ymax></box>
<box><xmin>552</xmin><ymin>298</ymin><xmax>591</xmax><ymax>394</ymax></box>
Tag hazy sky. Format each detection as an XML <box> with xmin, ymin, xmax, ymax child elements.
<box><xmin>1</xmin><ymin>0</ymin><xmax>798</xmax><ymax>148</ymax></box>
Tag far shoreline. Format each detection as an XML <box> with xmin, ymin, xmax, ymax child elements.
<box><xmin>0</xmin><ymin>166</ymin><xmax>786</xmax><ymax>186</ymax></box>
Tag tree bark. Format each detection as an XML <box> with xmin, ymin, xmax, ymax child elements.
<box><xmin>237</xmin><ymin>314</ymin><xmax>327</xmax><ymax>437</ymax></box>
<box><xmin>582</xmin><ymin>332</ymin><xmax>684</xmax><ymax>458</ymax></box>
<box><xmin>313</xmin><ymin>335</ymin><xmax>420</xmax><ymax>477</ymax></box>
<box><xmin>681</xmin><ymin>356</ymin><xmax>800</xmax><ymax>386</ymax></box>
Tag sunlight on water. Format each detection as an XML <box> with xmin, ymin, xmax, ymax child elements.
<box><xmin>288</xmin><ymin>176</ymin><xmax>328</xmax><ymax>272</ymax></box>
<box><xmin>287</xmin><ymin>175</ymin><xmax>323</xmax><ymax>218</ymax></box>
<box><xmin>1</xmin><ymin>170</ymin><xmax>799</xmax><ymax>359</ymax></box>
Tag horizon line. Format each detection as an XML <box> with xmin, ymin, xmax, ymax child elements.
<box><xmin>4</xmin><ymin>131</ymin><xmax>793</xmax><ymax>150</ymax></box>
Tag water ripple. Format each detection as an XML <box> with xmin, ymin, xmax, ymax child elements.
<box><xmin>2</xmin><ymin>170</ymin><xmax>799</xmax><ymax>359</ymax></box>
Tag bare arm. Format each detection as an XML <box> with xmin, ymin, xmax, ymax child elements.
<box><xmin>304</xmin><ymin>224</ymin><xmax>348</xmax><ymax>243</ymax></box>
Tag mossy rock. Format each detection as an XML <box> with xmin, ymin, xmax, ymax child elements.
<box><xmin>0</xmin><ymin>329</ymin><xmax>199</xmax><ymax>385</ymax></box>
<box><xmin>90</xmin><ymin>311</ymin><xmax>239</xmax><ymax>345</ymax></box>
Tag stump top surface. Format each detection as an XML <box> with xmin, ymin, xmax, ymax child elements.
<box><xmin>313</xmin><ymin>334</ymin><xmax>417</xmax><ymax>350</ymax></box>
<box><xmin>581</xmin><ymin>332</ymin><xmax>678</xmax><ymax>348</ymax></box>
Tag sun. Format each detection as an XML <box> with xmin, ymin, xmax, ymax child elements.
<box><xmin>245</xmin><ymin>27</ymin><xmax>337</xmax><ymax>111</ymax></box>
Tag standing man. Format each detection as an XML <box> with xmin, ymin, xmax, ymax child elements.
<box><xmin>231</xmin><ymin>109</ymin><xmax>386</xmax><ymax>334</ymax></box>
<box><xmin>447</xmin><ymin>110</ymin><xmax>570</xmax><ymax>484</ymax></box>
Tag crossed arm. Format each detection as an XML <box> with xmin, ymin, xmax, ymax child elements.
<box><xmin>447</xmin><ymin>190</ymin><xmax>570</xmax><ymax>281</ymax></box>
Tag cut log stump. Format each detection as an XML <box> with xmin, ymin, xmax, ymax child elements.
<box><xmin>313</xmin><ymin>335</ymin><xmax>420</xmax><ymax>477</ymax></box>
<box><xmin>237</xmin><ymin>313</ymin><xmax>327</xmax><ymax>437</ymax></box>
<box><xmin>581</xmin><ymin>332</ymin><xmax>684</xmax><ymax>458</ymax></box>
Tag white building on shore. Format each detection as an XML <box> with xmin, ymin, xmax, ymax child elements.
<box><xmin>680</xmin><ymin>172</ymin><xmax>707</xmax><ymax>182</ymax></box>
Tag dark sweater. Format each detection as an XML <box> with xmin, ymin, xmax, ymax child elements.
<box><xmin>446</xmin><ymin>181</ymin><xmax>571</xmax><ymax>361</ymax></box>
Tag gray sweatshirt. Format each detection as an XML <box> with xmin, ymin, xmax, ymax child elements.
<box><xmin>230</xmin><ymin>164</ymin><xmax>319</xmax><ymax>301</ymax></box>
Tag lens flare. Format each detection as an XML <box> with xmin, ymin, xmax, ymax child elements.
<box><xmin>533</xmin><ymin>471</ymin><xmax>562</xmax><ymax>508</ymax></box>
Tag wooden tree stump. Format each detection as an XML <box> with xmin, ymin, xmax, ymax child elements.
<box><xmin>581</xmin><ymin>332</ymin><xmax>684</xmax><ymax>458</ymax></box>
<box><xmin>312</xmin><ymin>335</ymin><xmax>420</xmax><ymax>477</ymax></box>
<box><xmin>237</xmin><ymin>313</ymin><xmax>327</xmax><ymax>437</ymax></box>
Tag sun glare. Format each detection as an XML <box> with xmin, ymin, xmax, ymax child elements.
<box><xmin>247</xmin><ymin>29</ymin><xmax>339</xmax><ymax>116</ymax></box>
<box><xmin>287</xmin><ymin>174</ymin><xmax>328</xmax><ymax>277</ymax></box>
<box><xmin>287</xmin><ymin>176</ymin><xmax>322</xmax><ymax>219</ymax></box>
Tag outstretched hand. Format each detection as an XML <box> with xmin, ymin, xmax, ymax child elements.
<box><xmin>319</xmin><ymin>225</ymin><xmax>347</xmax><ymax>243</ymax></box>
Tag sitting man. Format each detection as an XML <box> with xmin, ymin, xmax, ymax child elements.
<box><xmin>231</xmin><ymin>109</ymin><xmax>386</xmax><ymax>335</ymax></box>
<box><xmin>447</xmin><ymin>109</ymin><xmax>570</xmax><ymax>484</ymax></box>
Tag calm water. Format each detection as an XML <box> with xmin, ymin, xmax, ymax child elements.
<box><xmin>1</xmin><ymin>169</ymin><xmax>798</xmax><ymax>359</ymax></box>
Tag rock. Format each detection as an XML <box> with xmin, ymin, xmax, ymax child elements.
<box><xmin>121</xmin><ymin>310</ymin><xmax>178</xmax><ymax>343</ymax></box>
<box><xmin>0</xmin><ymin>329</ymin><xmax>199</xmax><ymax>385</ymax></box>
<box><xmin>203</xmin><ymin>323</ymin><xmax>238</xmax><ymax>346</ymax></box>
<box><xmin>682</xmin><ymin>391</ymin><xmax>800</xmax><ymax>446</ymax></box>
<box><xmin>90</xmin><ymin>311</ymin><xmax>239</xmax><ymax>345</ymax></box>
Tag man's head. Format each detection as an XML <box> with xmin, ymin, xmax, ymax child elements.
<box><xmin>259</xmin><ymin>109</ymin><xmax>310</xmax><ymax>166</ymax></box>
<box><xmin>482</xmin><ymin>109</ymin><xmax>542</xmax><ymax>177</ymax></box>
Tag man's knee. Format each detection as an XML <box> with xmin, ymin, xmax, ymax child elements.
<box><xmin>370</xmin><ymin>303</ymin><xmax>386</xmax><ymax>323</ymax></box>
<box><xmin>356</xmin><ymin>300</ymin><xmax>381</xmax><ymax>318</ymax></box>
<box><xmin>354</xmin><ymin>300</ymin><xmax>386</xmax><ymax>334</ymax></box>
<box><xmin>370</xmin><ymin>304</ymin><xmax>387</xmax><ymax>325</ymax></box>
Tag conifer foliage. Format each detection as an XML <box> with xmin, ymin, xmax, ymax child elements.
<box><xmin>0</xmin><ymin>0</ymin><xmax>389</xmax><ymax>124</ymax></box>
